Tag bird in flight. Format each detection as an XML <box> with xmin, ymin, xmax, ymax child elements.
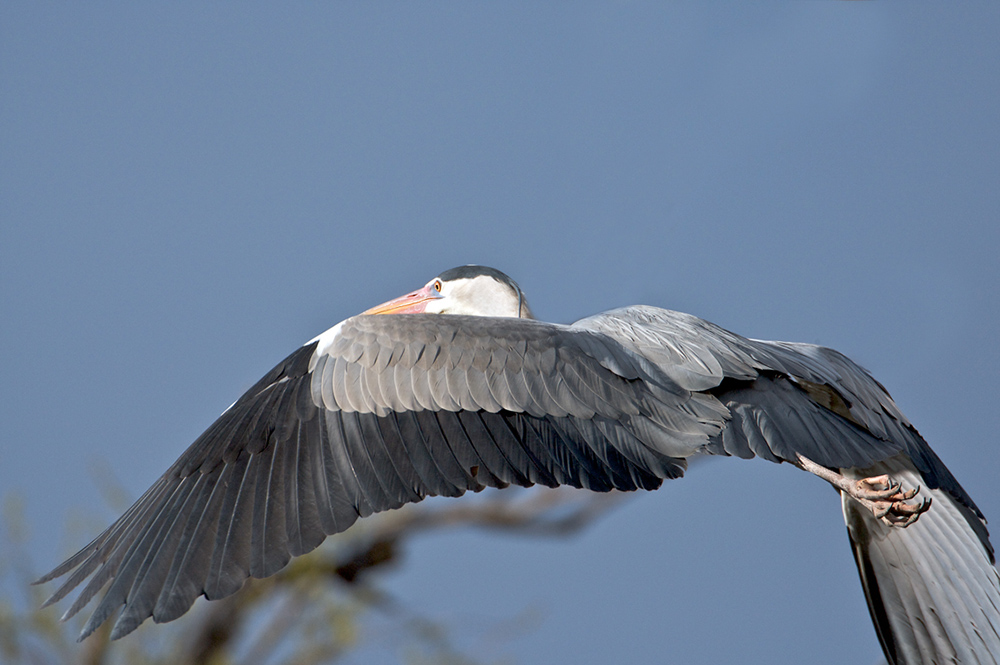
<box><xmin>38</xmin><ymin>265</ymin><xmax>1000</xmax><ymax>664</ymax></box>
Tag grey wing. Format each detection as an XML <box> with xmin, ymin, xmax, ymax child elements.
<box><xmin>575</xmin><ymin>307</ymin><xmax>900</xmax><ymax>461</ymax></box>
<box><xmin>36</xmin><ymin>313</ymin><xmax>728</xmax><ymax>641</ymax></box>
<box><xmin>756</xmin><ymin>338</ymin><xmax>1000</xmax><ymax>663</ymax></box>
<box><xmin>575</xmin><ymin>306</ymin><xmax>986</xmax><ymax>519</ymax></box>
<box><xmin>579</xmin><ymin>305</ymin><xmax>1000</xmax><ymax>664</ymax></box>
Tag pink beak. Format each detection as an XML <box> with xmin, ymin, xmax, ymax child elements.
<box><xmin>363</xmin><ymin>283</ymin><xmax>443</xmax><ymax>315</ymax></box>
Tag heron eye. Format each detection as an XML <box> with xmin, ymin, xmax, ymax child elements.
<box><xmin>433</xmin><ymin>280</ymin><xmax>442</xmax><ymax>292</ymax></box>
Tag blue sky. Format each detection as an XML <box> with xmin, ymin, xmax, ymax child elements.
<box><xmin>2</xmin><ymin>4</ymin><xmax>998</xmax><ymax>663</ymax></box>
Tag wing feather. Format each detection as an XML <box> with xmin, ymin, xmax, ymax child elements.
<box><xmin>111</xmin><ymin>472</ymin><xmax>214</xmax><ymax>638</ymax></box>
<box><xmin>154</xmin><ymin>465</ymin><xmax>228</xmax><ymax>622</ymax></box>
<box><xmin>284</xmin><ymin>420</ymin><xmax>323</xmax><ymax>557</ymax></box>
<box><xmin>431</xmin><ymin>410</ymin><xmax>502</xmax><ymax>488</ymax></box>
<box><xmin>355</xmin><ymin>408</ymin><xmax>422</xmax><ymax>505</ymax></box>
<box><xmin>324</xmin><ymin>410</ymin><xmax>378</xmax><ymax>517</ymax></box>
<box><xmin>387</xmin><ymin>410</ymin><xmax>463</xmax><ymax>497</ymax></box>
<box><xmin>82</xmin><ymin>476</ymin><xmax>194</xmax><ymax>637</ymax></box>
<box><xmin>204</xmin><ymin>451</ymin><xmax>253</xmax><ymax>600</ymax></box>
<box><xmin>476</xmin><ymin>412</ymin><xmax>561</xmax><ymax>488</ymax></box>
<box><xmin>250</xmin><ymin>440</ymin><xmax>288</xmax><ymax>579</ymax></box>
<box><xmin>312</xmin><ymin>412</ymin><xmax>360</xmax><ymax>534</ymax></box>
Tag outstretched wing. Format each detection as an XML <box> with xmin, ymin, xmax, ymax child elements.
<box><xmin>575</xmin><ymin>306</ymin><xmax>987</xmax><ymax>520</ymax></box>
<box><xmin>577</xmin><ymin>305</ymin><xmax>1000</xmax><ymax>665</ymax></box>
<box><xmin>37</xmin><ymin>313</ymin><xmax>727</xmax><ymax>640</ymax></box>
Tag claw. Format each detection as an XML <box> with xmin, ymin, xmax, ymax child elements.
<box><xmin>853</xmin><ymin>476</ymin><xmax>904</xmax><ymax>501</ymax></box>
<box><xmin>872</xmin><ymin>494</ymin><xmax>932</xmax><ymax>528</ymax></box>
<box><xmin>794</xmin><ymin>455</ymin><xmax>933</xmax><ymax>529</ymax></box>
<box><xmin>854</xmin><ymin>476</ymin><xmax>931</xmax><ymax>528</ymax></box>
<box><xmin>872</xmin><ymin>503</ymin><xmax>892</xmax><ymax>519</ymax></box>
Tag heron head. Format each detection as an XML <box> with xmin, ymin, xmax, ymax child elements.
<box><xmin>363</xmin><ymin>265</ymin><xmax>533</xmax><ymax>319</ymax></box>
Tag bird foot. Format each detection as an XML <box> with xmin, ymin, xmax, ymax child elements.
<box><xmin>849</xmin><ymin>474</ymin><xmax>931</xmax><ymax>528</ymax></box>
<box><xmin>794</xmin><ymin>455</ymin><xmax>931</xmax><ymax>528</ymax></box>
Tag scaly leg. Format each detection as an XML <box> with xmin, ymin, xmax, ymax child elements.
<box><xmin>794</xmin><ymin>454</ymin><xmax>931</xmax><ymax>527</ymax></box>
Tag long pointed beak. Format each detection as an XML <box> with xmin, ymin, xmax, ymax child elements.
<box><xmin>363</xmin><ymin>284</ymin><xmax>443</xmax><ymax>315</ymax></box>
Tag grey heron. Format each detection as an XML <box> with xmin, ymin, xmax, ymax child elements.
<box><xmin>38</xmin><ymin>265</ymin><xmax>1000</xmax><ymax>664</ymax></box>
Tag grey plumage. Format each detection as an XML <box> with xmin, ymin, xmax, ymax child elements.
<box><xmin>843</xmin><ymin>459</ymin><xmax>999</xmax><ymax>664</ymax></box>
<box><xmin>36</xmin><ymin>267</ymin><xmax>1000</xmax><ymax>664</ymax></box>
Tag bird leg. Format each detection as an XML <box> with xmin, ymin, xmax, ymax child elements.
<box><xmin>793</xmin><ymin>454</ymin><xmax>931</xmax><ymax>528</ymax></box>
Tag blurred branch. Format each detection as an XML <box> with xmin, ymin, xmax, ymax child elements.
<box><xmin>5</xmin><ymin>487</ymin><xmax>624</xmax><ymax>665</ymax></box>
<box><xmin>370</xmin><ymin>486</ymin><xmax>626</xmax><ymax>540</ymax></box>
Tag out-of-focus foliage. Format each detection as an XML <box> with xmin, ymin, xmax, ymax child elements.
<box><xmin>2</xmin><ymin>488</ymin><xmax>621</xmax><ymax>665</ymax></box>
